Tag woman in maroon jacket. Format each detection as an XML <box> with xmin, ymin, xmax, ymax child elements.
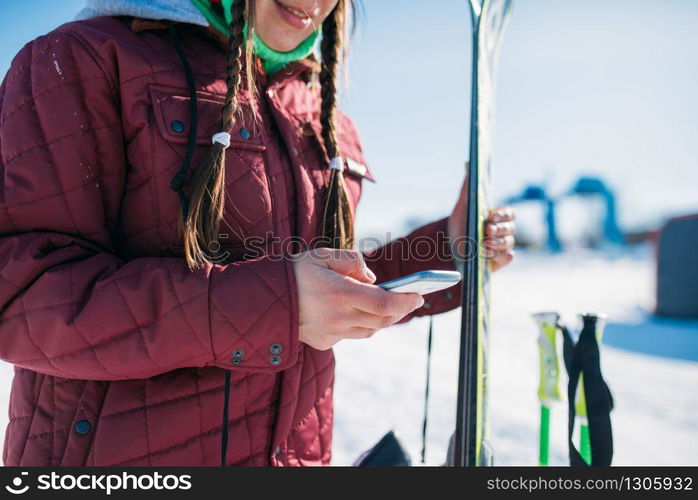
<box><xmin>0</xmin><ymin>0</ymin><xmax>515</xmax><ymax>466</ymax></box>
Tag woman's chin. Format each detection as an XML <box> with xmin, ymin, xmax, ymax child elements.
<box><xmin>257</xmin><ymin>32</ymin><xmax>308</xmax><ymax>53</ymax></box>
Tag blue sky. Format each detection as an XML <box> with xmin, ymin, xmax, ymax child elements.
<box><xmin>1</xmin><ymin>0</ymin><xmax>696</xmax><ymax>237</ymax></box>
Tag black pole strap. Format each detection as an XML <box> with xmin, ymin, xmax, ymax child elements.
<box><xmin>221</xmin><ymin>370</ymin><xmax>232</xmax><ymax>467</ymax></box>
<box><xmin>564</xmin><ymin>316</ymin><xmax>614</xmax><ymax>467</ymax></box>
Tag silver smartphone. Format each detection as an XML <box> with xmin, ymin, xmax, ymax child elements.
<box><xmin>379</xmin><ymin>270</ymin><xmax>462</xmax><ymax>295</ymax></box>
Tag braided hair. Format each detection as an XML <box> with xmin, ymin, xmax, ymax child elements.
<box><xmin>319</xmin><ymin>2</ymin><xmax>354</xmax><ymax>250</ymax></box>
<box><xmin>181</xmin><ymin>0</ymin><xmax>355</xmax><ymax>268</ymax></box>
<box><xmin>181</xmin><ymin>0</ymin><xmax>252</xmax><ymax>269</ymax></box>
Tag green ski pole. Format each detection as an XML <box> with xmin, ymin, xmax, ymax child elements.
<box><xmin>573</xmin><ymin>313</ymin><xmax>607</xmax><ymax>465</ymax></box>
<box><xmin>532</xmin><ymin>312</ymin><xmax>563</xmax><ymax>466</ymax></box>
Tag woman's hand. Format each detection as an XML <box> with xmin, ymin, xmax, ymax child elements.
<box><xmin>448</xmin><ymin>174</ymin><xmax>516</xmax><ymax>272</ymax></box>
<box><xmin>292</xmin><ymin>248</ymin><xmax>425</xmax><ymax>351</ymax></box>
<box><xmin>482</xmin><ymin>206</ymin><xmax>516</xmax><ymax>271</ymax></box>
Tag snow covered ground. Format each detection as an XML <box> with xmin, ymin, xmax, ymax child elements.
<box><xmin>0</xmin><ymin>250</ymin><xmax>696</xmax><ymax>466</ymax></box>
<box><xmin>332</xmin><ymin>250</ymin><xmax>698</xmax><ymax>466</ymax></box>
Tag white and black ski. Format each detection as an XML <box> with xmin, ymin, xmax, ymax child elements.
<box><xmin>454</xmin><ymin>0</ymin><xmax>514</xmax><ymax>467</ymax></box>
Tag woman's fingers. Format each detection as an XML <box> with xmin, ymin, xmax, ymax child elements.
<box><xmin>483</xmin><ymin>206</ymin><xmax>516</xmax><ymax>273</ymax></box>
<box><xmin>342</xmin><ymin>309</ymin><xmax>395</xmax><ymax>331</ymax></box>
<box><xmin>485</xmin><ymin>221</ymin><xmax>515</xmax><ymax>238</ymax></box>
<box><xmin>333</xmin><ymin>307</ymin><xmax>407</xmax><ymax>340</ymax></box>
<box><xmin>343</xmin><ymin>327</ymin><xmax>381</xmax><ymax>340</ymax></box>
<box><xmin>485</xmin><ymin>235</ymin><xmax>515</xmax><ymax>251</ymax></box>
<box><xmin>344</xmin><ymin>282</ymin><xmax>424</xmax><ymax>318</ymax></box>
<box><xmin>303</xmin><ymin>247</ymin><xmax>377</xmax><ymax>284</ymax></box>
<box><xmin>295</xmin><ymin>249</ymin><xmax>423</xmax><ymax>350</ymax></box>
<box><xmin>488</xmin><ymin>206</ymin><xmax>515</xmax><ymax>224</ymax></box>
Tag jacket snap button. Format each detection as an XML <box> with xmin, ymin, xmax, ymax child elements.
<box><xmin>443</xmin><ymin>291</ymin><xmax>453</xmax><ymax>300</ymax></box>
<box><xmin>270</xmin><ymin>355</ymin><xmax>282</xmax><ymax>366</ymax></box>
<box><xmin>75</xmin><ymin>420</ymin><xmax>91</xmax><ymax>435</ymax></box>
<box><xmin>171</xmin><ymin>120</ymin><xmax>186</xmax><ymax>133</ymax></box>
<box><xmin>231</xmin><ymin>358</ymin><xmax>242</xmax><ymax>366</ymax></box>
<box><xmin>423</xmin><ymin>301</ymin><xmax>432</xmax><ymax>309</ymax></box>
<box><xmin>232</xmin><ymin>349</ymin><xmax>244</xmax><ymax>358</ymax></box>
<box><xmin>239</xmin><ymin>127</ymin><xmax>251</xmax><ymax>140</ymax></box>
<box><xmin>270</xmin><ymin>343</ymin><xmax>282</xmax><ymax>355</ymax></box>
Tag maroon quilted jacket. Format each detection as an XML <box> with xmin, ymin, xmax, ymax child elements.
<box><xmin>0</xmin><ymin>17</ymin><xmax>460</xmax><ymax>466</ymax></box>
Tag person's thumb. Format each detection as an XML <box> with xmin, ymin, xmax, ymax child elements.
<box><xmin>322</xmin><ymin>249</ymin><xmax>376</xmax><ymax>284</ymax></box>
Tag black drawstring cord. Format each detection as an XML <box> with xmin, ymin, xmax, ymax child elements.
<box><xmin>221</xmin><ymin>371</ymin><xmax>232</xmax><ymax>466</ymax></box>
<box><xmin>420</xmin><ymin>316</ymin><xmax>434</xmax><ymax>464</ymax></box>
<box><xmin>168</xmin><ymin>24</ymin><xmax>232</xmax><ymax>467</ymax></box>
<box><xmin>168</xmin><ymin>24</ymin><xmax>199</xmax><ymax>221</ymax></box>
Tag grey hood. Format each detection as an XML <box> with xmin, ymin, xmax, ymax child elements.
<box><xmin>76</xmin><ymin>0</ymin><xmax>209</xmax><ymax>26</ymax></box>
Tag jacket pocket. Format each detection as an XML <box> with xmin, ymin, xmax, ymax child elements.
<box><xmin>148</xmin><ymin>84</ymin><xmax>276</xmax><ymax>249</ymax></box>
<box><xmin>149</xmin><ymin>84</ymin><xmax>266</xmax><ymax>151</ymax></box>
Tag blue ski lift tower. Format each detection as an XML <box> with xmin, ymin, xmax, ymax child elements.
<box><xmin>568</xmin><ymin>176</ymin><xmax>624</xmax><ymax>246</ymax></box>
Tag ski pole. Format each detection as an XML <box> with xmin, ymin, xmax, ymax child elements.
<box><xmin>573</xmin><ymin>313</ymin><xmax>607</xmax><ymax>465</ymax></box>
<box><xmin>532</xmin><ymin>312</ymin><xmax>563</xmax><ymax>466</ymax></box>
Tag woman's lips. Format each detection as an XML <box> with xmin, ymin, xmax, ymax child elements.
<box><xmin>273</xmin><ymin>0</ymin><xmax>313</xmax><ymax>29</ymax></box>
